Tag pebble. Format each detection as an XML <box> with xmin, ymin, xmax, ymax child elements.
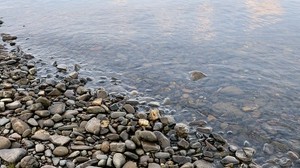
<box><xmin>110</xmin><ymin>143</ymin><xmax>126</xmax><ymax>153</ymax></box>
<box><xmin>123</xmin><ymin>161</ymin><xmax>138</xmax><ymax>168</ymax></box>
<box><xmin>6</xmin><ymin>101</ymin><xmax>22</xmax><ymax>110</ymax></box>
<box><xmin>0</xmin><ymin>117</ymin><xmax>9</xmax><ymax>126</ymax></box>
<box><xmin>49</xmin><ymin>102</ymin><xmax>66</xmax><ymax>114</ymax></box>
<box><xmin>125</xmin><ymin>140</ymin><xmax>136</xmax><ymax>150</ymax></box>
<box><xmin>0</xmin><ymin>136</ymin><xmax>11</xmax><ymax>149</ymax></box>
<box><xmin>148</xmin><ymin>163</ymin><xmax>161</xmax><ymax>168</ymax></box>
<box><xmin>221</xmin><ymin>156</ymin><xmax>240</xmax><ymax>164</ymax></box>
<box><xmin>31</xmin><ymin>129</ymin><xmax>50</xmax><ymax>141</ymax></box>
<box><xmin>193</xmin><ymin>160</ymin><xmax>214</xmax><ymax>168</ymax></box>
<box><xmin>11</xmin><ymin>118</ymin><xmax>31</xmax><ymax>137</ymax></box>
<box><xmin>49</xmin><ymin>134</ymin><xmax>71</xmax><ymax>146</ymax></box>
<box><xmin>189</xmin><ymin>70</ymin><xmax>206</xmax><ymax>81</ymax></box>
<box><xmin>53</xmin><ymin>146</ymin><xmax>69</xmax><ymax>157</ymax></box>
<box><xmin>85</xmin><ymin>117</ymin><xmax>101</xmax><ymax>134</ymax></box>
<box><xmin>35</xmin><ymin>144</ymin><xmax>45</xmax><ymax>152</ymax></box>
<box><xmin>174</xmin><ymin>123</ymin><xmax>189</xmax><ymax>138</ymax></box>
<box><xmin>137</xmin><ymin>130</ymin><xmax>158</xmax><ymax>142</ymax></box>
<box><xmin>0</xmin><ymin>148</ymin><xmax>27</xmax><ymax>163</ymax></box>
<box><xmin>20</xmin><ymin>156</ymin><xmax>40</xmax><ymax>168</ymax></box>
<box><xmin>113</xmin><ymin>153</ymin><xmax>126</xmax><ymax>168</ymax></box>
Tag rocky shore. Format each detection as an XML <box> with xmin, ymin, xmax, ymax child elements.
<box><xmin>0</xmin><ymin>19</ymin><xmax>262</xmax><ymax>168</ymax></box>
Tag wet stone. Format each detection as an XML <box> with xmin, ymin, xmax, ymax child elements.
<box><xmin>197</xmin><ymin>126</ymin><xmax>213</xmax><ymax>134</ymax></box>
<box><xmin>221</xmin><ymin>156</ymin><xmax>240</xmax><ymax>165</ymax></box>
<box><xmin>154</xmin><ymin>131</ymin><xmax>171</xmax><ymax>149</ymax></box>
<box><xmin>174</xmin><ymin>123</ymin><xmax>189</xmax><ymax>138</ymax></box>
<box><xmin>141</xmin><ymin>141</ymin><xmax>160</xmax><ymax>152</ymax></box>
<box><xmin>123</xmin><ymin>104</ymin><xmax>135</xmax><ymax>113</ymax></box>
<box><xmin>177</xmin><ymin>139</ymin><xmax>190</xmax><ymax>149</ymax></box>
<box><xmin>189</xmin><ymin>70</ymin><xmax>206</xmax><ymax>81</ymax></box>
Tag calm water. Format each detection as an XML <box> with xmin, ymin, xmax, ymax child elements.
<box><xmin>1</xmin><ymin>0</ymin><xmax>300</xmax><ymax>163</ymax></box>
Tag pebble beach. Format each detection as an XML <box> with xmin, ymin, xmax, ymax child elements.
<box><xmin>0</xmin><ymin>19</ymin><xmax>298</xmax><ymax>168</ymax></box>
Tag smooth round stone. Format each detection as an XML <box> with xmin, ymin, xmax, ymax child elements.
<box><xmin>124</xmin><ymin>151</ymin><xmax>139</xmax><ymax>160</ymax></box>
<box><xmin>221</xmin><ymin>156</ymin><xmax>240</xmax><ymax>164</ymax></box>
<box><xmin>177</xmin><ymin>139</ymin><xmax>189</xmax><ymax>149</ymax></box>
<box><xmin>43</xmin><ymin>119</ymin><xmax>54</xmax><ymax>127</ymax></box>
<box><xmin>68</xmin><ymin>151</ymin><xmax>80</xmax><ymax>158</ymax></box>
<box><xmin>53</xmin><ymin>146</ymin><xmax>69</xmax><ymax>157</ymax></box>
<box><xmin>100</xmin><ymin>141</ymin><xmax>110</xmax><ymax>153</ymax></box>
<box><xmin>153</xmin><ymin>122</ymin><xmax>163</xmax><ymax>131</ymax></box>
<box><xmin>0</xmin><ymin>136</ymin><xmax>11</xmax><ymax>149</ymax></box>
<box><xmin>155</xmin><ymin>152</ymin><xmax>171</xmax><ymax>159</ymax></box>
<box><xmin>189</xmin><ymin>70</ymin><xmax>206</xmax><ymax>81</ymax></box>
<box><xmin>110</xmin><ymin>112</ymin><xmax>126</xmax><ymax>119</ymax></box>
<box><xmin>194</xmin><ymin>160</ymin><xmax>215</xmax><ymax>168</ymax></box>
<box><xmin>31</xmin><ymin>129</ymin><xmax>50</xmax><ymax>141</ymax></box>
<box><xmin>35</xmin><ymin>110</ymin><xmax>50</xmax><ymax>117</ymax></box>
<box><xmin>45</xmin><ymin>149</ymin><xmax>52</xmax><ymax>157</ymax></box>
<box><xmin>125</xmin><ymin>140</ymin><xmax>136</xmax><ymax>150</ymax></box>
<box><xmin>35</xmin><ymin>144</ymin><xmax>45</xmax><ymax>152</ymax></box>
<box><xmin>148</xmin><ymin>163</ymin><xmax>161</xmax><ymax>168</ymax></box>
<box><xmin>122</xmin><ymin>161</ymin><xmax>138</xmax><ymax>168</ymax></box>
<box><xmin>49</xmin><ymin>135</ymin><xmax>71</xmax><ymax>146</ymax></box>
<box><xmin>27</xmin><ymin>118</ymin><xmax>38</xmax><ymax>126</ymax></box>
<box><xmin>0</xmin><ymin>148</ymin><xmax>27</xmax><ymax>163</ymax></box>
<box><xmin>11</xmin><ymin>118</ymin><xmax>31</xmax><ymax>136</ymax></box>
<box><xmin>123</xmin><ymin>104</ymin><xmax>135</xmax><ymax>113</ymax></box>
<box><xmin>6</xmin><ymin>101</ymin><xmax>22</xmax><ymax>110</ymax></box>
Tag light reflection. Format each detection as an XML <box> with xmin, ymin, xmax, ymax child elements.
<box><xmin>194</xmin><ymin>3</ymin><xmax>215</xmax><ymax>41</ymax></box>
<box><xmin>154</xmin><ymin>7</ymin><xmax>177</xmax><ymax>36</ymax></box>
<box><xmin>246</xmin><ymin>0</ymin><xmax>283</xmax><ymax>30</ymax></box>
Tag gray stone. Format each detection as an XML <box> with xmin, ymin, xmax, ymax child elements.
<box><xmin>87</xmin><ymin>106</ymin><xmax>105</xmax><ymax>114</ymax></box>
<box><xmin>174</xmin><ymin>123</ymin><xmax>189</xmax><ymax>138</ymax></box>
<box><xmin>180</xmin><ymin>162</ymin><xmax>193</xmax><ymax>168</ymax></box>
<box><xmin>125</xmin><ymin>140</ymin><xmax>136</xmax><ymax>150</ymax></box>
<box><xmin>194</xmin><ymin>160</ymin><xmax>215</xmax><ymax>168</ymax></box>
<box><xmin>189</xmin><ymin>70</ymin><xmax>206</xmax><ymax>81</ymax></box>
<box><xmin>76</xmin><ymin>159</ymin><xmax>98</xmax><ymax>168</ymax></box>
<box><xmin>68</xmin><ymin>151</ymin><xmax>80</xmax><ymax>158</ymax></box>
<box><xmin>110</xmin><ymin>143</ymin><xmax>125</xmax><ymax>153</ymax></box>
<box><xmin>124</xmin><ymin>151</ymin><xmax>139</xmax><ymax>160</ymax></box>
<box><xmin>53</xmin><ymin>146</ymin><xmax>69</xmax><ymax>156</ymax></box>
<box><xmin>221</xmin><ymin>156</ymin><xmax>240</xmax><ymax>164</ymax></box>
<box><xmin>27</xmin><ymin>118</ymin><xmax>38</xmax><ymax>126</ymax></box>
<box><xmin>0</xmin><ymin>102</ymin><xmax>5</xmax><ymax>112</ymax></box>
<box><xmin>123</xmin><ymin>104</ymin><xmax>135</xmax><ymax>113</ymax></box>
<box><xmin>0</xmin><ymin>117</ymin><xmax>9</xmax><ymax>126</ymax></box>
<box><xmin>6</xmin><ymin>101</ymin><xmax>22</xmax><ymax>110</ymax></box>
<box><xmin>0</xmin><ymin>136</ymin><xmax>11</xmax><ymax>149</ymax></box>
<box><xmin>20</xmin><ymin>155</ymin><xmax>40</xmax><ymax>168</ymax></box>
<box><xmin>36</xmin><ymin>97</ymin><xmax>51</xmax><ymax>107</ymax></box>
<box><xmin>35</xmin><ymin>144</ymin><xmax>45</xmax><ymax>152</ymax></box>
<box><xmin>43</xmin><ymin>119</ymin><xmax>54</xmax><ymax>127</ymax></box>
<box><xmin>153</xmin><ymin>122</ymin><xmax>163</xmax><ymax>131</ymax></box>
<box><xmin>172</xmin><ymin>155</ymin><xmax>191</xmax><ymax>165</ymax></box>
<box><xmin>155</xmin><ymin>152</ymin><xmax>171</xmax><ymax>159</ymax></box>
<box><xmin>49</xmin><ymin>102</ymin><xmax>66</xmax><ymax>114</ymax></box>
<box><xmin>137</xmin><ymin>130</ymin><xmax>157</xmax><ymax>142</ymax></box>
<box><xmin>0</xmin><ymin>148</ymin><xmax>27</xmax><ymax>163</ymax></box>
<box><xmin>113</xmin><ymin>153</ymin><xmax>126</xmax><ymax>168</ymax></box>
<box><xmin>49</xmin><ymin>135</ymin><xmax>71</xmax><ymax>146</ymax></box>
<box><xmin>154</xmin><ymin>131</ymin><xmax>171</xmax><ymax>149</ymax></box>
<box><xmin>177</xmin><ymin>139</ymin><xmax>189</xmax><ymax>149</ymax></box>
<box><xmin>148</xmin><ymin>163</ymin><xmax>161</xmax><ymax>168</ymax></box>
<box><xmin>197</xmin><ymin>126</ymin><xmax>213</xmax><ymax>134</ymax></box>
<box><xmin>235</xmin><ymin>148</ymin><xmax>255</xmax><ymax>162</ymax></box>
<box><xmin>110</xmin><ymin>112</ymin><xmax>126</xmax><ymax>119</ymax></box>
<box><xmin>85</xmin><ymin>117</ymin><xmax>101</xmax><ymax>135</ymax></box>
<box><xmin>70</xmin><ymin>145</ymin><xmax>93</xmax><ymax>150</ymax></box>
<box><xmin>141</xmin><ymin>141</ymin><xmax>160</xmax><ymax>152</ymax></box>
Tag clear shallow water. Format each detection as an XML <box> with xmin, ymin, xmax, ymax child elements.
<box><xmin>1</xmin><ymin>0</ymin><xmax>300</xmax><ymax>163</ymax></box>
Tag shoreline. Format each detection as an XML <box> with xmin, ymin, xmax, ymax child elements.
<box><xmin>0</xmin><ymin>19</ymin><xmax>264</xmax><ymax>168</ymax></box>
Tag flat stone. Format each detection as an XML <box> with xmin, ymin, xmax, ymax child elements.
<box><xmin>177</xmin><ymin>139</ymin><xmax>190</xmax><ymax>149</ymax></box>
<box><xmin>125</xmin><ymin>140</ymin><xmax>136</xmax><ymax>150</ymax></box>
<box><xmin>123</xmin><ymin>161</ymin><xmax>138</xmax><ymax>168</ymax></box>
<box><xmin>49</xmin><ymin>135</ymin><xmax>71</xmax><ymax>146</ymax></box>
<box><xmin>35</xmin><ymin>144</ymin><xmax>45</xmax><ymax>152</ymax></box>
<box><xmin>0</xmin><ymin>102</ymin><xmax>5</xmax><ymax>112</ymax></box>
<box><xmin>194</xmin><ymin>160</ymin><xmax>215</xmax><ymax>168</ymax></box>
<box><xmin>49</xmin><ymin>102</ymin><xmax>66</xmax><ymax>114</ymax></box>
<box><xmin>113</xmin><ymin>153</ymin><xmax>126</xmax><ymax>168</ymax></box>
<box><xmin>141</xmin><ymin>141</ymin><xmax>160</xmax><ymax>152</ymax></box>
<box><xmin>110</xmin><ymin>112</ymin><xmax>127</xmax><ymax>119</ymax></box>
<box><xmin>70</xmin><ymin>145</ymin><xmax>93</xmax><ymax>150</ymax></box>
<box><xmin>31</xmin><ymin>129</ymin><xmax>50</xmax><ymax>141</ymax></box>
<box><xmin>172</xmin><ymin>155</ymin><xmax>191</xmax><ymax>165</ymax></box>
<box><xmin>0</xmin><ymin>148</ymin><xmax>27</xmax><ymax>163</ymax></box>
<box><xmin>76</xmin><ymin>159</ymin><xmax>98</xmax><ymax>168</ymax></box>
<box><xmin>36</xmin><ymin>97</ymin><xmax>51</xmax><ymax>107</ymax></box>
<box><xmin>35</xmin><ymin>110</ymin><xmax>50</xmax><ymax>117</ymax></box>
<box><xmin>27</xmin><ymin>118</ymin><xmax>38</xmax><ymax>126</ymax></box>
<box><xmin>0</xmin><ymin>117</ymin><xmax>9</xmax><ymax>126</ymax></box>
<box><xmin>124</xmin><ymin>151</ymin><xmax>139</xmax><ymax>160</ymax></box>
<box><xmin>155</xmin><ymin>152</ymin><xmax>171</xmax><ymax>159</ymax></box>
<box><xmin>0</xmin><ymin>136</ymin><xmax>11</xmax><ymax>149</ymax></box>
<box><xmin>197</xmin><ymin>126</ymin><xmax>213</xmax><ymax>134</ymax></box>
<box><xmin>43</xmin><ymin>119</ymin><xmax>54</xmax><ymax>127</ymax></box>
<box><xmin>221</xmin><ymin>156</ymin><xmax>240</xmax><ymax>164</ymax></box>
<box><xmin>6</xmin><ymin>101</ymin><xmax>22</xmax><ymax>110</ymax></box>
<box><xmin>181</xmin><ymin>162</ymin><xmax>194</xmax><ymax>168</ymax></box>
<box><xmin>110</xmin><ymin>143</ymin><xmax>126</xmax><ymax>153</ymax></box>
<box><xmin>154</xmin><ymin>131</ymin><xmax>171</xmax><ymax>149</ymax></box>
<box><xmin>53</xmin><ymin>146</ymin><xmax>69</xmax><ymax>156</ymax></box>
<box><xmin>20</xmin><ymin>156</ymin><xmax>40</xmax><ymax>168</ymax></box>
<box><xmin>11</xmin><ymin>118</ymin><xmax>31</xmax><ymax>137</ymax></box>
<box><xmin>235</xmin><ymin>148</ymin><xmax>255</xmax><ymax>162</ymax></box>
<box><xmin>85</xmin><ymin>117</ymin><xmax>101</xmax><ymax>135</ymax></box>
<box><xmin>87</xmin><ymin>106</ymin><xmax>105</xmax><ymax>113</ymax></box>
<box><xmin>123</xmin><ymin>104</ymin><xmax>135</xmax><ymax>113</ymax></box>
<box><xmin>137</xmin><ymin>130</ymin><xmax>157</xmax><ymax>142</ymax></box>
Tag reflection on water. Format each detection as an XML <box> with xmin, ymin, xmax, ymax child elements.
<box><xmin>0</xmin><ymin>0</ymin><xmax>300</xmax><ymax>164</ymax></box>
<box><xmin>194</xmin><ymin>3</ymin><xmax>215</xmax><ymax>41</ymax></box>
<box><xmin>246</xmin><ymin>0</ymin><xmax>283</xmax><ymax>29</ymax></box>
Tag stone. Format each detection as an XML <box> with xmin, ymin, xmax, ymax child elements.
<box><xmin>53</xmin><ymin>146</ymin><xmax>69</xmax><ymax>156</ymax></box>
<box><xmin>137</xmin><ymin>130</ymin><xmax>157</xmax><ymax>142</ymax></box>
<box><xmin>155</xmin><ymin>152</ymin><xmax>171</xmax><ymax>159</ymax></box>
<box><xmin>174</xmin><ymin>123</ymin><xmax>189</xmax><ymax>138</ymax></box>
<box><xmin>125</xmin><ymin>140</ymin><xmax>136</xmax><ymax>150</ymax></box>
<box><xmin>36</xmin><ymin>97</ymin><xmax>51</xmax><ymax>107</ymax></box>
<box><xmin>0</xmin><ymin>136</ymin><xmax>11</xmax><ymax>149</ymax></box>
<box><xmin>221</xmin><ymin>156</ymin><xmax>240</xmax><ymax>164</ymax></box>
<box><xmin>141</xmin><ymin>141</ymin><xmax>160</xmax><ymax>152</ymax></box>
<box><xmin>110</xmin><ymin>112</ymin><xmax>126</xmax><ymax>119</ymax></box>
<box><xmin>197</xmin><ymin>126</ymin><xmax>213</xmax><ymax>134</ymax></box>
<box><xmin>35</xmin><ymin>110</ymin><xmax>50</xmax><ymax>117</ymax></box>
<box><xmin>113</xmin><ymin>153</ymin><xmax>126</xmax><ymax>168</ymax></box>
<box><xmin>123</xmin><ymin>104</ymin><xmax>135</xmax><ymax>113</ymax></box>
<box><xmin>181</xmin><ymin>162</ymin><xmax>193</xmax><ymax>168</ymax></box>
<box><xmin>110</xmin><ymin>143</ymin><xmax>125</xmax><ymax>153</ymax></box>
<box><xmin>20</xmin><ymin>155</ymin><xmax>40</xmax><ymax>168</ymax></box>
<box><xmin>49</xmin><ymin>102</ymin><xmax>66</xmax><ymax>114</ymax></box>
<box><xmin>6</xmin><ymin>101</ymin><xmax>22</xmax><ymax>110</ymax></box>
<box><xmin>0</xmin><ymin>117</ymin><xmax>9</xmax><ymax>126</ymax></box>
<box><xmin>87</xmin><ymin>106</ymin><xmax>105</xmax><ymax>113</ymax></box>
<box><xmin>177</xmin><ymin>139</ymin><xmax>189</xmax><ymax>149</ymax></box>
<box><xmin>235</xmin><ymin>148</ymin><xmax>255</xmax><ymax>162</ymax></box>
<box><xmin>138</xmin><ymin>119</ymin><xmax>150</xmax><ymax>127</ymax></box>
<box><xmin>148</xmin><ymin>108</ymin><xmax>160</xmax><ymax>121</ymax></box>
<box><xmin>263</xmin><ymin>143</ymin><xmax>274</xmax><ymax>155</ymax></box>
<box><xmin>189</xmin><ymin>70</ymin><xmax>206</xmax><ymax>81</ymax></box>
<box><xmin>70</xmin><ymin>145</ymin><xmax>93</xmax><ymax>150</ymax></box>
<box><xmin>85</xmin><ymin>117</ymin><xmax>101</xmax><ymax>134</ymax></box>
<box><xmin>172</xmin><ymin>155</ymin><xmax>191</xmax><ymax>165</ymax></box>
<box><xmin>49</xmin><ymin>135</ymin><xmax>71</xmax><ymax>146</ymax></box>
<box><xmin>27</xmin><ymin>118</ymin><xmax>38</xmax><ymax>126</ymax></box>
<box><xmin>31</xmin><ymin>129</ymin><xmax>50</xmax><ymax>141</ymax></box>
<box><xmin>148</xmin><ymin>163</ymin><xmax>161</xmax><ymax>168</ymax></box>
<box><xmin>43</xmin><ymin>119</ymin><xmax>54</xmax><ymax>127</ymax></box>
<box><xmin>123</xmin><ymin>161</ymin><xmax>138</xmax><ymax>168</ymax></box>
<box><xmin>35</xmin><ymin>144</ymin><xmax>45</xmax><ymax>152</ymax></box>
<box><xmin>0</xmin><ymin>102</ymin><xmax>5</xmax><ymax>112</ymax></box>
<box><xmin>154</xmin><ymin>131</ymin><xmax>171</xmax><ymax>149</ymax></box>
<box><xmin>124</xmin><ymin>151</ymin><xmax>139</xmax><ymax>160</ymax></box>
<box><xmin>101</xmin><ymin>141</ymin><xmax>110</xmax><ymax>153</ymax></box>
<box><xmin>11</xmin><ymin>118</ymin><xmax>31</xmax><ymax>136</ymax></box>
<box><xmin>0</xmin><ymin>148</ymin><xmax>27</xmax><ymax>163</ymax></box>
<box><xmin>194</xmin><ymin>160</ymin><xmax>215</xmax><ymax>168</ymax></box>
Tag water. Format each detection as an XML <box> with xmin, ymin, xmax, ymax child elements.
<box><xmin>1</xmin><ymin>0</ymin><xmax>300</xmax><ymax>163</ymax></box>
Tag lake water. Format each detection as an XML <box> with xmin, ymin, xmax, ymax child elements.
<box><xmin>1</xmin><ymin>0</ymin><xmax>300</xmax><ymax>163</ymax></box>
